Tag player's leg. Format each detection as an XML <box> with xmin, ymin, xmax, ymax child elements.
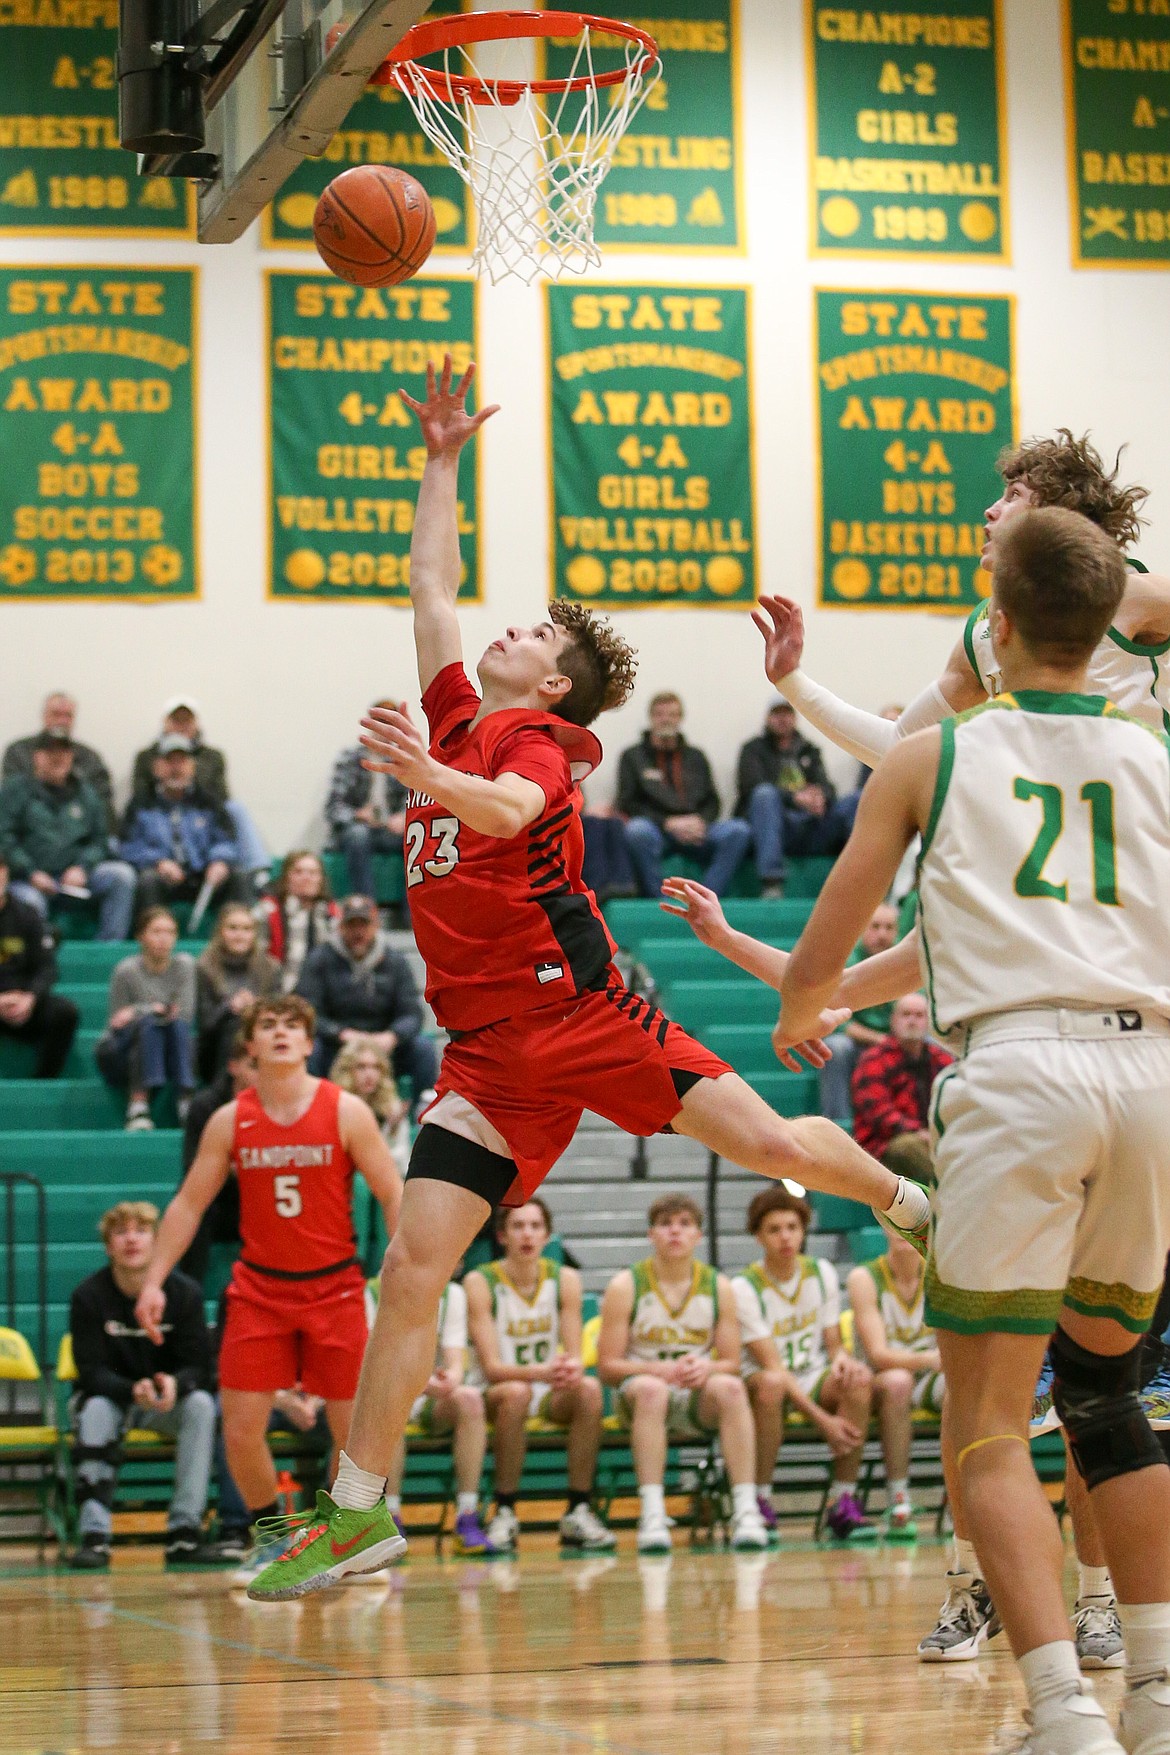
<box><xmin>483</xmin><ymin>1380</ymin><xmax>531</xmax><ymax>1553</ymax></box>
<box><xmin>919</xmin><ymin>1388</ymin><xmax>1004</xmax><ymax>1661</ymax></box>
<box><xmin>621</xmin><ymin>1375</ymin><xmax>673</xmax><ymax>1553</ymax></box>
<box><xmin>694</xmin><ymin>1375</ymin><xmax>769</xmax><ymax>1551</ymax></box>
<box><xmin>817</xmin><ymin>1365</ymin><xmax>877</xmax><ymax>1541</ymax></box>
<box><xmin>746</xmin><ymin>1369</ymin><xmax>787</xmax><ymax>1532</ymax></box>
<box><xmin>323</xmin><ymin>1399</ymin><xmax>354</xmax><ymax>1491</ymax></box>
<box><xmin>872</xmin><ymin>1367</ymin><xmax>915</xmax><ymax>1535</ymax></box>
<box><xmin>440</xmin><ymin>1386</ymin><xmax>493</xmax><ymax>1555</ymax></box>
<box><xmin>1066</xmin><ymin>1439</ymin><xmax>1125</xmax><ymax>1671</ymax></box>
<box><xmin>547</xmin><ymin>1378</ymin><xmax>615</xmax><ymax>1552</ymax></box>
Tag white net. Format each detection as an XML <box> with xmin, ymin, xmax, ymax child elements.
<box><xmin>385</xmin><ymin>22</ymin><xmax>661</xmax><ymax>284</ymax></box>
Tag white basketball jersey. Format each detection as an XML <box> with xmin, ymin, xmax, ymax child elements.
<box><xmin>732</xmin><ymin>1258</ymin><xmax>839</xmax><ymax>1379</ymax></box>
<box><xmin>964</xmin><ymin>575</ymin><xmax>1170</xmax><ymax>736</ymax></box>
<box><xmin>469</xmin><ymin>1259</ymin><xmax>562</xmax><ymax>1384</ymax></box>
<box><xmin>366</xmin><ymin>1278</ymin><xmax>467</xmax><ymax>1374</ymax></box>
<box><xmin>918</xmin><ymin>693</ymin><xmax>1170</xmax><ymax>1032</ymax></box>
<box><xmin>627</xmin><ymin>1259</ymin><xmax>718</xmax><ymax>1362</ymax></box>
<box><xmin>860</xmin><ymin>1257</ymin><xmax>934</xmax><ymax>1356</ymax></box>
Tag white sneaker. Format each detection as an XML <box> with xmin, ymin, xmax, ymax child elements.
<box><xmin>637</xmin><ymin>1507</ymin><xmax>674</xmax><ymax>1554</ymax></box>
<box><xmin>1010</xmin><ymin>1683</ymin><xmax>1123</xmax><ymax>1754</ymax></box>
<box><xmin>485</xmin><ymin>1505</ymin><xmax>519</xmax><ymax>1553</ymax></box>
<box><xmin>1074</xmin><ymin>1597</ymin><xmax>1125</xmax><ymax>1670</ymax></box>
<box><xmin>1120</xmin><ymin>1672</ymin><xmax>1170</xmax><ymax>1755</ymax></box>
<box><xmin>559</xmin><ymin>1503</ymin><xmax>616</xmax><ymax>1552</ymax></box>
<box><xmin>730</xmin><ymin>1504</ymin><xmax>770</xmax><ymax>1552</ymax></box>
<box><xmin>125</xmin><ymin>1100</ymin><xmax>154</xmax><ymax>1132</ymax></box>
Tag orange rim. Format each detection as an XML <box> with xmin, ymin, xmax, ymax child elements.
<box><xmin>371</xmin><ymin>9</ymin><xmax>659</xmax><ymax>105</ymax></box>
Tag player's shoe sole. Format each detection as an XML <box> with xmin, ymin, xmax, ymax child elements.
<box><xmin>246</xmin><ymin>1493</ymin><xmax>407</xmax><ymax>1602</ymax></box>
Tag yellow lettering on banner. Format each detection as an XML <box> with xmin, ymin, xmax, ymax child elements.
<box><xmin>292</xmin><ymin>282</ymin><xmax>451</xmax><ymax>323</ymax></box>
<box><xmin>0</xmin><ymin>114</ymin><xmax>120</xmax><ymax>149</ymax></box>
<box><xmin>551</xmin><ymin>19</ymin><xmax>728</xmax><ymax>53</ymax></box>
<box><xmin>597</xmin><ymin>475</ymin><xmax>710</xmax><ymax>511</ymax></box>
<box><xmin>36</xmin><ymin>462</ymin><xmax>139</xmax><ymax>497</ymax></box>
<box><xmin>570</xmin><ymin>293</ymin><xmax>723</xmax><ymax>333</ymax></box>
<box><xmin>1082</xmin><ymin>150</ymin><xmax>1170</xmax><ymax>184</ymax></box>
<box><xmin>0</xmin><ymin>0</ymin><xmax>117</xmax><ymax>23</ymax></box>
<box><xmin>558</xmin><ymin>515</ymin><xmax>751</xmax><ymax>554</ymax></box>
<box><xmin>275</xmin><ymin>495</ymin><xmax>417</xmax><ymax>535</ymax></box>
<box><xmin>273</xmin><ymin>335</ymin><xmax>470</xmax><ymax>375</ymax></box>
<box><xmin>815</xmin><ymin>156</ymin><xmax>999</xmax><ymax>194</ymax></box>
<box><xmin>554</xmin><ymin>343</ymin><xmax>742</xmax><ymax>382</ymax></box>
<box><xmin>1</xmin><ymin>376</ymin><xmax>170</xmax><ymax>414</ymax></box>
<box><xmin>827</xmin><ymin>517</ymin><xmax>984</xmax><ymax>557</ymax></box>
<box><xmin>814</xmin><ymin>11</ymin><xmax>992</xmax><ymax>50</ymax></box>
<box><xmin>819</xmin><ymin>345</ymin><xmax>1006</xmax><ymax>395</ymax></box>
<box><xmin>321</xmin><ymin>129</ymin><xmax>449</xmax><ymax>168</ymax></box>
<box><xmin>0</xmin><ymin>326</ymin><xmax>188</xmax><ymax>373</ymax></box>
<box><xmin>837</xmin><ymin>391</ymin><xmax>995</xmax><ymax>430</ymax></box>
<box><xmin>839</xmin><ymin>299</ymin><xmax>987</xmax><ymax>340</ymax></box>
<box><xmin>7</xmin><ymin>280</ymin><xmax>164</xmax><ymax>317</ymax></box>
<box><xmin>856</xmin><ymin>110</ymin><xmax>959</xmax><ymax>146</ymax></box>
<box><xmin>610</xmin><ymin>135</ymin><xmax>733</xmax><ymax>170</ymax></box>
<box><xmin>1076</xmin><ymin>35</ymin><xmax>1170</xmax><ymax>73</ymax></box>
<box><xmin>13</xmin><ymin>504</ymin><xmax>162</xmax><ymax>540</ymax></box>
<box><xmin>315</xmin><ymin>445</ymin><xmax>426</xmax><ymax>482</ymax></box>
<box><xmin>569</xmin><ymin>388</ymin><xmax>731</xmax><ymax>427</ymax></box>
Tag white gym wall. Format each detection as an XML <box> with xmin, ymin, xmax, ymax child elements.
<box><xmin>1</xmin><ymin>0</ymin><xmax>1166</xmax><ymax>850</ymax></box>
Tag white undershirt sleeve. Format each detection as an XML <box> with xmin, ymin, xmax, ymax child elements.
<box><xmin>892</xmin><ymin>680</ymin><xmax>955</xmax><ymax>740</ymax></box>
<box><xmin>776</xmin><ymin>671</ymin><xmax>900</xmax><ymax>767</ymax></box>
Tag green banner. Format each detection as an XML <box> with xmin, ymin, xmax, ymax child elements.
<box><xmin>0</xmin><ymin>2</ymin><xmax>193</xmax><ymax>237</ymax></box>
<box><xmin>263</xmin><ymin>0</ymin><xmax>470</xmax><ymax>251</ymax></box>
<box><xmin>0</xmin><ymin>267</ymin><xmax>197</xmax><ymax>600</ymax></box>
<box><xmin>548</xmin><ymin>283</ymin><xmax>756</xmax><ymax>609</ymax></box>
<box><xmin>267</xmin><ymin>271</ymin><xmax>480</xmax><ymax>602</ymax></box>
<box><xmin>539</xmin><ymin>1</ymin><xmax>742</xmax><ymax>252</ymax></box>
<box><xmin>815</xmin><ymin>288</ymin><xmax>1015</xmax><ymax>612</ymax></box>
<box><xmin>807</xmin><ymin>1</ymin><xmax>1007</xmax><ymax>260</ymax></box>
<box><xmin>1064</xmin><ymin>1</ymin><xmax>1170</xmax><ymax>268</ymax></box>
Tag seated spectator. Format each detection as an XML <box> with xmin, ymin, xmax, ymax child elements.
<box><xmin>579</xmin><ymin>800</ymin><xmax>637</xmax><ymax>903</ymax></box>
<box><xmin>296</xmin><ymin>894</ymin><xmax>437</xmax><ymax>1105</ymax></box>
<box><xmin>3</xmin><ymin>691</ymin><xmax>114</xmax><ymax>828</ymax></box>
<box><xmin>96</xmin><ymin>907</ymin><xmax>196</xmax><ymax>1131</ymax></box>
<box><xmin>818</xmin><ymin>902</ymin><xmax>899</xmax><ymax>1124</ymax></box>
<box><xmin>616</xmin><ymin>692</ymin><xmax>751</xmax><ymax>898</ymax></box>
<box><xmin>330</xmin><ymin>1036</ymin><xmax>408</xmax><ymax>1158</ymax></box>
<box><xmin>735</xmin><ymin>702</ymin><xmax>858</xmax><ymax>899</ymax></box>
<box><xmin>326</xmin><ymin>717</ymin><xmax>408</xmax><ymax>898</ymax></box>
<box><xmin>196</xmin><ymin>903</ymin><xmax>280</xmax><ymax>1082</ymax></box>
<box><xmin>376</xmin><ymin>1275</ymin><xmax>495</xmax><ymax>1555</ymax></box>
<box><xmin>178</xmin><ymin>1032</ymin><xmax>251</xmax><ymax>1286</ymax></box>
<box><xmin>732</xmin><ymin>1185</ymin><xmax>875</xmax><ymax>1541</ymax></box>
<box><xmin>120</xmin><ymin>737</ymin><xmax>247</xmax><ymax>922</ymax></box>
<box><xmin>466</xmin><ymin>1199</ymin><xmax>614</xmax><ymax>1556</ymax></box>
<box><xmin>131</xmin><ymin>697</ymin><xmax>268</xmax><ymax>882</ymax></box>
<box><xmin>66</xmin><ymin>1200</ymin><xmax>222</xmax><ymax>1570</ymax></box>
<box><xmin>0</xmin><ymin>732</ymin><xmax>135</xmax><ymax>940</ymax></box>
<box><xmin>851</xmin><ymin>992</ymin><xmax>954</xmax><ymax>1167</ymax></box>
<box><xmin>0</xmin><ymin>853</ymin><xmax>79</xmax><ymax>1077</ymax></box>
<box><xmin>847</xmin><ymin>1233</ymin><xmax>944</xmax><ymax>1538</ymax></box>
<box><xmin>597</xmin><ymin>1193</ymin><xmax>768</xmax><ymax>1554</ymax></box>
<box><xmin>257</xmin><ymin>850</ymin><xmax>339</xmax><ymax>992</ymax></box>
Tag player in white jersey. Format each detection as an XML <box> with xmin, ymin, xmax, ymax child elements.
<box><xmin>598</xmin><ymin>1193</ymin><xmax>769</xmax><ymax>1554</ymax></box>
<box><xmin>779</xmin><ymin>505</ymin><xmax>1170</xmax><ymax>1755</ymax></box>
<box><xmin>372</xmin><ymin>1276</ymin><xmax>495</xmax><ymax>1558</ymax></box>
<box><xmin>848</xmin><ymin>1232</ymin><xmax>943</xmax><ymax>1540</ymax></box>
<box><xmin>732</xmin><ymin>1184</ymin><xmax>876</xmax><ymax>1542</ymax></box>
<box><xmin>464</xmin><ymin>1198</ymin><xmax>613</xmax><ymax>1555</ymax></box>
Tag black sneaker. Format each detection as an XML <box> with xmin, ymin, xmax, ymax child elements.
<box><xmin>67</xmin><ymin>1533</ymin><xmax>111</xmax><ymax>1571</ymax></box>
<box><xmin>206</xmin><ymin>1525</ymin><xmax>250</xmax><ymax>1564</ymax></box>
<box><xmin>164</xmin><ymin>1526</ymin><xmax>204</xmax><ymax>1566</ymax></box>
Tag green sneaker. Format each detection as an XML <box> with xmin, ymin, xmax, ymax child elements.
<box><xmin>873</xmin><ymin>1179</ymin><xmax>931</xmax><ymax>1262</ymax></box>
<box><xmin>245</xmin><ymin>1491</ymin><xmax>407</xmax><ymax>1602</ymax></box>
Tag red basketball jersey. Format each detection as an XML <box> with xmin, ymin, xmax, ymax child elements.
<box><xmin>407</xmin><ymin>663</ymin><xmax>616</xmax><ymax>1032</ymax></box>
<box><xmin>231</xmin><ymin>1080</ymin><xmax>357</xmax><ymax>1275</ymax></box>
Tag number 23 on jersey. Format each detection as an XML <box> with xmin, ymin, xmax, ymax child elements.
<box><xmin>404</xmin><ymin>816</ymin><xmax>461</xmax><ymax>889</ymax></box>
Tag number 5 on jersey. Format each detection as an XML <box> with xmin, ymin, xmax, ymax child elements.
<box><xmin>274</xmin><ymin>1174</ymin><xmax>302</xmax><ymax>1218</ymax></box>
<box><xmin>405</xmin><ymin>816</ymin><xmax>461</xmax><ymax>888</ymax></box>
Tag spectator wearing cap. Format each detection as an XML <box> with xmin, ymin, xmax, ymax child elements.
<box><xmin>0</xmin><ymin>732</ymin><xmax>136</xmax><ymax>940</ymax></box>
<box><xmin>0</xmin><ymin>853</ymin><xmax>79</xmax><ymax>1077</ymax></box>
<box><xmin>325</xmin><ymin>713</ymin><xmax>408</xmax><ymax>899</ymax></box>
<box><xmin>296</xmin><ymin>894</ymin><xmax>437</xmax><ymax>1106</ymax></box>
<box><xmin>131</xmin><ymin>699</ymin><xmax>269</xmax><ymax>882</ymax></box>
<box><xmin>3</xmin><ymin>691</ymin><xmax>115</xmax><ymax>829</ymax></box>
<box><xmin>119</xmin><ymin>736</ymin><xmax>248</xmax><ymax>922</ymax></box>
<box><xmin>734</xmin><ymin>702</ymin><xmax>859</xmax><ymax>900</ymax></box>
<box><xmin>616</xmin><ymin>692</ymin><xmax>752</xmax><ymax>898</ymax></box>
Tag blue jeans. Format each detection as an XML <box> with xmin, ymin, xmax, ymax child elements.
<box><xmin>336</xmin><ymin>823</ymin><xmax>403</xmax><ymax>900</ymax></box>
<box><xmin>818</xmin><ymin>1032</ymin><xmax>862</xmax><ymax>1124</ymax></box>
<box><xmin>76</xmin><ymin>1389</ymin><xmax>216</xmax><ymax>1536</ymax></box>
<box><xmin>745</xmin><ymin>784</ymin><xmax>860</xmax><ymax>883</ymax></box>
<box><xmin>12</xmin><ymin>859</ymin><xmax>136</xmax><ymax>941</ymax></box>
<box><xmin>224</xmin><ymin>801</ymin><xmax>268</xmax><ymax>874</ymax></box>
<box><xmin>95</xmin><ymin>1013</ymin><xmax>196</xmax><ymax>1093</ymax></box>
<box><xmin>625</xmin><ymin>816</ymin><xmax>752</xmax><ymax>899</ymax></box>
<box><xmin>581</xmin><ymin>815</ymin><xmax>637</xmax><ymax>899</ymax></box>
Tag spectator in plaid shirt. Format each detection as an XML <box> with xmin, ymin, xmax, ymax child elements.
<box><xmin>325</xmin><ymin>727</ymin><xmax>408</xmax><ymax>900</ymax></box>
<box><xmin>850</xmin><ymin>993</ymin><xmax>953</xmax><ymax>1167</ymax></box>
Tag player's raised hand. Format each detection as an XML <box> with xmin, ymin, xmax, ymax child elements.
<box><xmin>771</xmin><ymin>1006</ymin><xmax>852</xmax><ymax>1072</ymax></box>
<box><xmin>135</xmin><ymin>1284</ymin><xmax>166</xmax><ymax>1346</ymax></box>
<box><xmin>360</xmin><ymin>701</ymin><xmax>435</xmax><ymax>792</ymax></box>
<box><xmin>659</xmin><ymin>877</ymin><xmax>728</xmax><ymax>947</ymax></box>
<box><xmin>400</xmin><ymin>353</ymin><xmax>500</xmax><ymax>458</ymax></box>
<box><xmin>752</xmin><ymin>595</ymin><xmax>805</xmax><ymax>686</ymax></box>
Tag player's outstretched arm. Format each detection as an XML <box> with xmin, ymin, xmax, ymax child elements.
<box><xmin>339</xmin><ymin>1090</ymin><xmax>403</xmax><ymax>1238</ymax></box>
<box><xmin>135</xmin><ymin>1105</ymin><xmax>234</xmax><ymax>1342</ymax></box>
<box><xmin>753</xmin><ymin>596</ymin><xmax>983</xmax><ymax>765</ymax></box>
<box><xmin>403</xmin><ymin>353</ymin><xmax>500</xmax><ymax>695</ymax></box>
<box><xmin>779</xmin><ymin>733</ymin><xmax>938</xmax><ymax>1042</ymax></box>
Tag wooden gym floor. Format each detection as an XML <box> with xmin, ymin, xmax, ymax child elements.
<box><xmin>0</xmin><ymin>1535</ymin><xmax>1112</xmax><ymax>1754</ymax></box>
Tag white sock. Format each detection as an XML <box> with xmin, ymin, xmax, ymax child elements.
<box><xmin>952</xmin><ymin>1535</ymin><xmax>980</xmax><ymax>1578</ymax></box>
<box><xmin>1119</xmin><ymin>1601</ymin><xmax>1170</xmax><ymax>1690</ymax></box>
<box><xmin>639</xmin><ymin>1484</ymin><xmax>666</xmax><ymax>1521</ymax></box>
<box><xmin>732</xmin><ymin>1483</ymin><xmax>758</xmax><ymax>1519</ymax></box>
<box><xmin>1078</xmin><ymin>1563</ymin><xmax>1112</xmax><ymax>1602</ymax></box>
<box><xmin>332</xmin><ymin>1449</ymin><xmax>387</xmax><ymax>1512</ymax></box>
<box><xmin>456</xmin><ymin>1492</ymin><xmax>478</xmax><ymax>1517</ymax></box>
<box><xmin>888</xmin><ymin>1478</ymin><xmax>910</xmax><ymax>1504</ymax></box>
<box><xmin>385</xmin><ymin>1493</ymin><xmax>402</xmax><ymax>1515</ymax></box>
<box><xmin>1018</xmin><ymin>1641</ymin><xmax>1082</xmax><ymax>1724</ymax></box>
<box><xmin>882</xmin><ymin>1176</ymin><xmax>930</xmax><ymax>1233</ymax></box>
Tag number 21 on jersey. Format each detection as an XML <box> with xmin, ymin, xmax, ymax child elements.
<box><xmin>404</xmin><ymin>816</ymin><xmax>461</xmax><ymax>889</ymax></box>
<box><xmin>1014</xmin><ymin>778</ymin><xmax>1120</xmax><ymax>906</ymax></box>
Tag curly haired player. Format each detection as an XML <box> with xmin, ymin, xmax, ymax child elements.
<box><xmin>246</xmin><ymin>356</ymin><xmax>928</xmax><ymax>1601</ymax></box>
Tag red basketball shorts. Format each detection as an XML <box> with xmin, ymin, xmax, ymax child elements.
<box><xmin>425</xmin><ymin>971</ymin><xmax>732</xmax><ymax>1206</ymax></box>
<box><xmin>218</xmin><ymin>1262</ymin><xmax>368</xmax><ymax>1399</ymax></box>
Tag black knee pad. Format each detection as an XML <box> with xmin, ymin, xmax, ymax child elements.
<box><xmin>1051</xmin><ymin>1324</ymin><xmax>1165</xmax><ymax>1489</ymax></box>
<box><xmin>74</xmin><ymin>1441</ymin><xmax>119</xmax><ymax>1507</ymax></box>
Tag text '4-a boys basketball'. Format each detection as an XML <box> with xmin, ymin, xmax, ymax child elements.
<box><xmin>313</xmin><ymin>165</ymin><xmax>437</xmax><ymax>287</ymax></box>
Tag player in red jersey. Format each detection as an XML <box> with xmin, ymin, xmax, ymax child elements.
<box><xmin>245</xmin><ymin>356</ymin><xmax>930</xmax><ymax>1600</ymax></box>
<box><xmin>134</xmin><ymin>993</ymin><xmax>402</xmax><ymax>1580</ymax></box>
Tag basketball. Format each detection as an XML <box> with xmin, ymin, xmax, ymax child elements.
<box><xmin>312</xmin><ymin>165</ymin><xmax>437</xmax><ymax>288</ymax></box>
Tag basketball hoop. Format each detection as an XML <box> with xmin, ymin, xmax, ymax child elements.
<box><xmin>371</xmin><ymin>10</ymin><xmax>661</xmax><ymax>283</ymax></box>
